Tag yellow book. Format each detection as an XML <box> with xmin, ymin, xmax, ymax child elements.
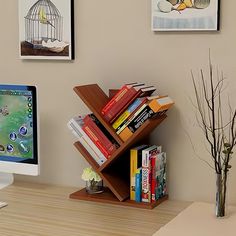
<box><xmin>112</xmin><ymin>97</ymin><xmax>146</xmax><ymax>130</ymax></box>
<box><xmin>130</xmin><ymin>145</ymin><xmax>148</xmax><ymax>200</ymax></box>
<box><xmin>148</xmin><ymin>96</ymin><xmax>174</xmax><ymax>113</ymax></box>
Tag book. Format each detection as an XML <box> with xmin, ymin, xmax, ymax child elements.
<box><xmin>102</xmin><ymin>84</ymin><xmax>156</xmax><ymax>123</ymax></box>
<box><xmin>135</xmin><ymin>168</ymin><xmax>142</xmax><ymax>202</ymax></box>
<box><xmin>119</xmin><ymin>106</ymin><xmax>155</xmax><ymax>142</ymax></box>
<box><xmin>109</xmin><ymin>85</ymin><xmax>156</xmax><ymax>123</ymax></box>
<box><xmin>155</xmin><ymin>152</ymin><xmax>167</xmax><ymax>200</ymax></box>
<box><xmin>115</xmin><ymin>94</ymin><xmax>160</xmax><ymax>135</ymax></box>
<box><xmin>67</xmin><ymin>116</ymin><xmax>107</xmax><ymax>166</ymax></box>
<box><xmin>83</xmin><ymin>125</ymin><xmax>111</xmax><ymax>158</ymax></box>
<box><xmin>83</xmin><ymin>114</ymin><xmax>119</xmax><ymax>158</ymax></box>
<box><xmin>150</xmin><ymin>146</ymin><xmax>162</xmax><ymax>202</ymax></box>
<box><xmin>87</xmin><ymin>114</ymin><xmax>120</xmax><ymax>149</ymax></box>
<box><xmin>118</xmin><ymin>96</ymin><xmax>174</xmax><ymax>142</ymax></box>
<box><xmin>141</xmin><ymin>145</ymin><xmax>159</xmax><ymax>203</ymax></box>
<box><xmin>116</xmin><ymin>103</ymin><xmax>147</xmax><ymax>135</ymax></box>
<box><xmin>112</xmin><ymin>97</ymin><xmax>146</xmax><ymax>130</ymax></box>
<box><xmin>148</xmin><ymin>96</ymin><xmax>174</xmax><ymax>113</ymax></box>
<box><xmin>130</xmin><ymin>145</ymin><xmax>148</xmax><ymax>200</ymax></box>
<box><xmin>101</xmin><ymin>83</ymin><xmax>143</xmax><ymax>115</ymax></box>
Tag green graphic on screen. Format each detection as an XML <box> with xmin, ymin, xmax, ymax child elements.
<box><xmin>0</xmin><ymin>90</ymin><xmax>33</xmax><ymax>161</ymax></box>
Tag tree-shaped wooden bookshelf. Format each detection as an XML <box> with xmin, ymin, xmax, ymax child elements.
<box><xmin>70</xmin><ymin>84</ymin><xmax>168</xmax><ymax>209</ymax></box>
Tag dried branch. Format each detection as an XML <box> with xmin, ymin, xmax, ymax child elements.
<box><xmin>191</xmin><ymin>55</ymin><xmax>236</xmax><ymax>175</ymax></box>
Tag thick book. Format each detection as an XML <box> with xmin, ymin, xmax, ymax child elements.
<box><xmin>108</xmin><ymin>85</ymin><xmax>156</xmax><ymax>123</ymax></box>
<box><xmin>67</xmin><ymin>117</ymin><xmax>107</xmax><ymax>166</ymax></box>
<box><xmin>130</xmin><ymin>145</ymin><xmax>148</xmax><ymax>200</ymax></box>
<box><xmin>101</xmin><ymin>83</ymin><xmax>143</xmax><ymax>114</ymax></box>
<box><xmin>118</xmin><ymin>96</ymin><xmax>174</xmax><ymax>142</ymax></box>
<box><xmin>112</xmin><ymin>97</ymin><xmax>146</xmax><ymax>130</ymax></box>
<box><xmin>116</xmin><ymin>103</ymin><xmax>147</xmax><ymax>135</ymax></box>
<box><xmin>148</xmin><ymin>96</ymin><xmax>174</xmax><ymax>113</ymax></box>
<box><xmin>87</xmin><ymin>114</ymin><xmax>120</xmax><ymax>149</ymax></box>
<box><xmin>119</xmin><ymin>106</ymin><xmax>155</xmax><ymax>142</ymax></box>
<box><xmin>103</xmin><ymin>84</ymin><xmax>156</xmax><ymax>123</ymax></box>
<box><xmin>135</xmin><ymin>168</ymin><xmax>142</xmax><ymax>202</ymax></box>
<box><xmin>83</xmin><ymin>114</ymin><xmax>119</xmax><ymax>158</ymax></box>
<box><xmin>141</xmin><ymin>145</ymin><xmax>158</xmax><ymax>203</ymax></box>
<box><xmin>115</xmin><ymin>94</ymin><xmax>160</xmax><ymax>135</ymax></box>
<box><xmin>83</xmin><ymin>125</ymin><xmax>111</xmax><ymax>159</ymax></box>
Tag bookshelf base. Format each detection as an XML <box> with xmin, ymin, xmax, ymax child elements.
<box><xmin>70</xmin><ymin>187</ymin><xmax>168</xmax><ymax>209</ymax></box>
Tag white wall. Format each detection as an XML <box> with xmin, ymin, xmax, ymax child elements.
<box><xmin>1</xmin><ymin>0</ymin><xmax>236</xmax><ymax>204</ymax></box>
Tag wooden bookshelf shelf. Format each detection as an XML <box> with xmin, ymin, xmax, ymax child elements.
<box><xmin>70</xmin><ymin>187</ymin><xmax>168</xmax><ymax>209</ymax></box>
<box><xmin>70</xmin><ymin>84</ymin><xmax>168</xmax><ymax>208</ymax></box>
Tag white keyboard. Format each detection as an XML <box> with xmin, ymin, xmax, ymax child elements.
<box><xmin>0</xmin><ymin>201</ymin><xmax>8</xmax><ymax>208</ymax></box>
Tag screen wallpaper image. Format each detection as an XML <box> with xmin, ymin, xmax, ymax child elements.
<box><xmin>0</xmin><ymin>90</ymin><xmax>33</xmax><ymax>162</ymax></box>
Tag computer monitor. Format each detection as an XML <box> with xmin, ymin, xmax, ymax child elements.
<box><xmin>0</xmin><ymin>85</ymin><xmax>39</xmax><ymax>191</ymax></box>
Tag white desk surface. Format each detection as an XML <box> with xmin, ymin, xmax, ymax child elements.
<box><xmin>153</xmin><ymin>202</ymin><xmax>236</xmax><ymax>236</ymax></box>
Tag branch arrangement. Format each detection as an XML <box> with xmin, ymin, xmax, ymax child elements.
<box><xmin>191</xmin><ymin>57</ymin><xmax>236</xmax><ymax>175</ymax></box>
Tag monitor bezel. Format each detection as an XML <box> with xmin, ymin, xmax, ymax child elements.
<box><xmin>0</xmin><ymin>84</ymin><xmax>38</xmax><ymax>168</ymax></box>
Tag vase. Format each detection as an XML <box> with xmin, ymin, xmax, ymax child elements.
<box><xmin>86</xmin><ymin>180</ymin><xmax>104</xmax><ymax>194</ymax></box>
<box><xmin>215</xmin><ymin>172</ymin><xmax>228</xmax><ymax>217</ymax></box>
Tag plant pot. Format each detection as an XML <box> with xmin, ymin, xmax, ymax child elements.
<box><xmin>86</xmin><ymin>180</ymin><xmax>104</xmax><ymax>194</ymax></box>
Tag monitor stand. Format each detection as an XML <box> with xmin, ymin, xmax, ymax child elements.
<box><xmin>0</xmin><ymin>172</ymin><xmax>14</xmax><ymax>208</ymax></box>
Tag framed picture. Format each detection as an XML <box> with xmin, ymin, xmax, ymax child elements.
<box><xmin>152</xmin><ymin>0</ymin><xmax>220</xmax><ymax>31</ymax></box>
<box><xmin>19</xmin><ymin>0</ymin><xmax>75</xmax><ymax>60</ymax></box>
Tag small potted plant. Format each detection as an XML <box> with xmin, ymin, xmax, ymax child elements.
<box><xmin>81</xmin><ymin>167</ymin><xmax>104</xmax><ymax>194</ymax></box>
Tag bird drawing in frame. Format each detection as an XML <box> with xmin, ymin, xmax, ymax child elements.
<box><xmin>39</xmin><ymin>7</ymin><xmax>55</xmax><ymax>28</ymax></box>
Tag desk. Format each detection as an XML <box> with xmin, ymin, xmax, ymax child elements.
<box><xmin>153</xmin><ymin>202</ymin><xmax>236</xmax><ymax>236</ymax></box>
<box><xmin>0</xmin><ymin>182</ymin><xmax>190</xmax><ymax>236</ymax></box>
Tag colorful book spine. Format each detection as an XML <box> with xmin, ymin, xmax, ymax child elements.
<box><xmin>151</xmin><ymin>155</ymin><xmax>156</xmax><ymax>202</ymax></box>
<box><xmin>142</xmin><ymin>145</ymin><xmax>158</xmax><ymax>203</ymax></box>
<box><xmin>119</xmin><ymin>106</ymin><xmax>155</xmax><ymax>142</ymax></box>
<box><xmin>112</xmin><ymin>97</ymin><xmax>146</xmax><ymax>130</ymax></box>
<box><xmin>130</xmin><ymin>145</ymin><xmax>148</xmax><ymax>200</ymax></box>
<box><xmin>83</xmin><ymin>114</ymin><xmax>118</xmax><ymax>155</ymax></box>
<box><xmin>102</xmin><ymin>83</ymin><xmax>142</xmax><ymax>114</ymax></box>
<box><xmin>155</xmin><ymin>152</ymin><xmax>167</xmax><ymax>200</ymax></box>
<box><xmin>103</xmin><ymin>87</ymin><xmax>138</xmax><ymax>123</ymax></box>
<box><xmin>88</xmin><ymin>114</ymin><xmax>119</xmax><ymax>149</ymax></box>
<box><xmin>135</xmin><ymin>168</ymin><xmax>142</xmax><ymax>202</ymax></box>
<box><xmin>67</xmin><ymin>117</ymin><xmax>107</xmax><ymax>166</ymax></box>
<box><xmin>129</xmin><ymin>106</ymin><xmax>155</xmax><ymax>132</ymax></box>
<box><xmin>116</xmin><ymin>103</ymin><xmax>147</xmax><ymax>135</ymax></box>
<box><xmin>82</xmin><ymin>124</ymin><xmax>111</xmax><ymax>159</ymax></box>
<box><xmin>118</xmin><ymin>97</ymin><xmax>174</xmax><ymax>142</ymax></box>
<box><xmin>102</xmin><ymin>84</ymin><xmax>155</xmax><ymax>123</ymax></box>
<box><xmin>101</xmin><ymin>85</ymin><xmax>130</xmax><ymax>114</ymax></box>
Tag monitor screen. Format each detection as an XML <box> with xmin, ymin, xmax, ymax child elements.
<box><xmin>0</xmin><ymin>85</ymin><xmax>38</xmax><ymax>168</ymax></box>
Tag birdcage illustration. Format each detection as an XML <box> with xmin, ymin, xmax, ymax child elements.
<box><xmin>25</xmin><ymin>0</ymin><xmax>63</xmax><ymax>49</ymax></box>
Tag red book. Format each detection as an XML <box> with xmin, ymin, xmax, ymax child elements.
<box><xmin>102</xmin><ymin>83</ymin><xmax>141</xmax><ymax>114</ymax></box>
<box><xmin>103</xmin><ymin>85</ymin><xmax>156</xmax><ymax>123</ymax></box>
<box><xmin>82</xmin><ymin>124</ymin><xmax>111</xmax><ymax>159</ymax></box>
<box><xmin>83</xmin><ymin>115</ymin><xmax>117</xmax><ymax>156</ymax></box>
<box><xmin>151</xmin><ymin>155</ymin><xmax>156</xmax><ymax>203</ymax></box>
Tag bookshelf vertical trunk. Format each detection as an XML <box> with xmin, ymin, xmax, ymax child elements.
<box><xmin>70</xmin><ymin>84</ymin><xmax>168</xmax><ymax>209</ymax></box>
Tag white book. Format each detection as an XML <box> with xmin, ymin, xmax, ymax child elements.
<box><xmin>67</xmin><ymin>116</ymin><xmax>107</xmax><ymax>165</ymax></box>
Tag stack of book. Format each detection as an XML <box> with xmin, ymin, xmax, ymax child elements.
<box><xmin>68</xmin><ymin>114</ymin><xmax>119</xmax><ymax>166</ymax></box>
<box><xmin>130</xmin><ymin>145</ymin><xmax>167</xmax><ymax>203</ymax></box>
<box><xmin>101</xmin><ymin>83</ymin><xmax>174</xmax><ymax>142</ymax></box>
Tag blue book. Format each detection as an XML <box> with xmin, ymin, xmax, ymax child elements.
<box><xmin>135</xmin><ymin>168</ymin><xmax>142</xmax><ymax>202</ymax></box>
